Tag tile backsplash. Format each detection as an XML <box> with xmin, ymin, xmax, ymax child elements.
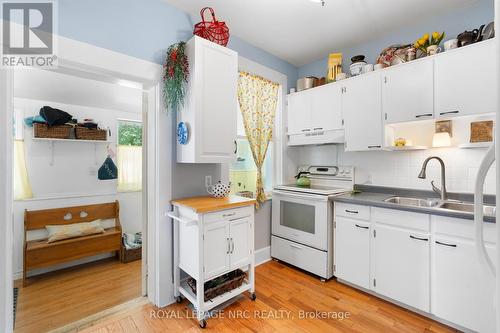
<box><xmin>296</xmin><ymin>145</ymin><xmax>496</xmax><ymax>195</ymax></box>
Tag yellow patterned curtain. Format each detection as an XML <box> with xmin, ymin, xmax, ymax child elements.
<box><xmin>237</xmin><ymin>72</ymin><xmax>279</xmax><ymax>207</ymax></box>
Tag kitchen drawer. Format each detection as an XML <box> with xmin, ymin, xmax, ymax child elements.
<box><xmin>271</xmin><ymin>236</ymin><xmax>328</xmax><ymax>278</ymax></box>
<box><xmin>335</xmin><ymin>203</ymin><xmax>370</xmax><ymax>221</ymax></box>
<box><xmin>204</xmin><ymin>206</ymin><xmax>253</xmax><ymax>224</ymax></box>
<box><xmin>432</xmin><ymin>215</ymin><xmax>497</xmax><ymax>244</ymax></box>
<box><xmin>372</xmin><ymin>207</ymin><xmax>430</xmax><ymax>232</ymax></box>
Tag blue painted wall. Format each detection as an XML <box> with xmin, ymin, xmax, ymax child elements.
<box><xmin>58</xmin><ymin>0</ymin><xmax>298</xmax><ymax>89</ymax></box>
<box><xmin>298</xmin><ymin>0</ymin><xmax>494</xmax><ymax>78</ymax></box>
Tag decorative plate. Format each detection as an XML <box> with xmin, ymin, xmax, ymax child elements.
<box><xmin>177</xmin><ymin>122</ymin><xmax>189</xmax><ymax>145</ymax></box>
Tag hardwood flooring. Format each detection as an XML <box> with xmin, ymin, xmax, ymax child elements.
<box><xmin>79</xmin><ymin>260</ymin><xmax>458</xmax><ymax>333</ymax></box>
<box><xmin>14</xmin><ymin>258</ymin><xmax>142</xmax><ymax>333</ymax></box>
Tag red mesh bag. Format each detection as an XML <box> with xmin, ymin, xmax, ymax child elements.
<box><xmin>193</xmin><ymin>7</ymin><xmax>230</xmax><ymax>47</ymax></box>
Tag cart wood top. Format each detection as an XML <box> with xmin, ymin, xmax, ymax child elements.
<box><xmin>171</xmin><ymin>196</ymin><xmax>256</xmax><ymax>213</ymax></box>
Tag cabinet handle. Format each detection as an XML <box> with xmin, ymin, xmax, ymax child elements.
<box><xmin>439</xmin><ymin>110</ymin><xmax>459</xmax><ymax>116</ymax></box>
<box><xmin>435</xmin><ymin>240</ymin><xmax>457</xmax><ymax>248</ymax></box>
<box><xmin>301</xmin><ymin>129</ymin><xmax>311</xmax><ymax>132</ymax></box>
<box><xmin>410</xmin><ymin>235</ymin><xmax>429</xmax><ymax>242</ymax></box>
<box><xmin>230</xmin><ymin>238</ymin><xmax>234</xmax><ymax>254</ymax></box>
<box><xmin>226</xmin><ymin>238</ymin><xmax>230</xmax><ymax>254</ymax></box>
<box><xmin>355</xmin><ymin>224</ymin><xmax>369</xmax><ymax>230</ymax></box>
<box><xmin>345</xmin><ymin>209</ymin><xmax>359</xmax><ymax>214</ymax></box>
<box><xmin>234</xmin><ymin>140</ymin><xmax>237</xmax><ymax>154</ymax></box>
<box><xmin>368</xmin><ymin>145</ymin><xmax>381</xmax><ymax>149</ymax></box>
<box><xmin>313</xmin><ymin>127</ymin><xmax>323</xmax><ymax>131</ymax></box>
<box><xmin>415</xmin><ymin>113</ymin><xmax>433</xmax><ymax>118</ymax></box>
<box><xmin>289</xmin><ymin>243</ymin><xmax>303</xmax><ymax>250</ymax></box>
<box><xmin>223</xmin><ymin>212</ymin><xmax>236</xmax><ymax>218</ymax></box>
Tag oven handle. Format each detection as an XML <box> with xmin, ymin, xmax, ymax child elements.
<box><xmin>272</xmin><ymin>190</ymin><xmax>330</xmax><ymax>202</ymax></box>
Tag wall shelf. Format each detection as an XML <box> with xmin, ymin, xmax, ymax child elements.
<box><xmin>383</xmin><ymin>146</ymin><xmax>429</xmax><ymax>151</ymax></box>
<box><xmin>458</xmin><ymin>142</ymin><xmax>492</xmax><ymax>149</ymax></box>
<box><xmin>32</xmin><ymin>137</ymin><xmax>110</xmax><ymax>144</ymax></box>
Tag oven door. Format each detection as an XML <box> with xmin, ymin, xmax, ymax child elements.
<box><xmin>272</xmin><ymin>190</ymin><xmax>330</xmax><ymax>250</ymax></box>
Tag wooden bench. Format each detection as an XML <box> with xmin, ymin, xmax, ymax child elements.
<box><xmin>23</xmin><ymin>201</ymin><xmax>122</xmax><ymax>286</ymax></box>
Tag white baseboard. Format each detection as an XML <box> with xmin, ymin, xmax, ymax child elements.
<box><xmin>255</xmin><ymin>246</ymin><xmax>271</xmax><ymax>266</ymax></box>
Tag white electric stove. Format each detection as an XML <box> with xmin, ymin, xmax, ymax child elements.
<box><xmin>271</xmin><ymin>166</ymin><xmax>354</xmax><ymax>280</ymax></box>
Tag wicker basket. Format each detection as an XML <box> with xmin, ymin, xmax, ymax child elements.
<box><xmin>187</xmin><ymin>269</ymin><xmax>246</xmax><ymax>302</ymax></box>
<box><xmin>120</xmin><ymin>243</ymin><xmax>142</xmax><ymax>263</ymax></box>
<box><xmin>75</xmin><ymin>127</ymin><xmax>107</xmax><ymax>141</ymax></box>
<box><xmin>33</xmin><ymin>123</ymin><xmax>72</xmax><ymax>139</ymax></box>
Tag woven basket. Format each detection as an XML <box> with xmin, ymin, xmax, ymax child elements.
<box><xmin>75</xmin><ymin>127</ymin><xmax>107</xmax><ymax>141</ymax></box>
<box><xmin>193</xmin><ymin>7</ymin><xmax>230</xmax><ymax>47</ymax></box>
<box><xmin>187</xmin><ymin>269</ymin><xmax>246</xmax><ymax>302</ymax></box>
<box><xmin>33</xmin><ymin>123</ymin><xmax>72</xmax><ymax>139</ymax></box>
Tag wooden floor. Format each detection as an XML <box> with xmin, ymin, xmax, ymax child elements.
<box><xmin>14</xmin><ymin>258</ymin><xmax>142</xmax><ymax>333</ymax></box>
<box><xmin>79</xmin><ymin>260</ymin><xmax>458</xmax><ymax>333</ymax></box>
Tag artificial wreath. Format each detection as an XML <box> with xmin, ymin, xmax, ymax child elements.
<box><xmin>163</xmin><ymin>42</ymin><xmax>189</xmax><ymax>112</ymax></box>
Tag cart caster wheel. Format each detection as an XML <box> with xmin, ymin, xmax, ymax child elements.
<box><xmin>250</xmin><ymin>292</ymin><xmax>257</xmax><ymax>301</ymax></box>
<box><xmin>199</xmin><ymin>319</ymin><xmax>207</xmax><ymax>328</ymax></box>
<box><xmin>175</xmin><ymin>296</ymin><xmax>182</xmax><ymax>304</ymax></box>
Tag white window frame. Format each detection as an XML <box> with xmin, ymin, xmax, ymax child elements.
<box><xmin>221</xmin><ymin>56</ymin><xmax>287</xmax><ymax>197</ymax></box>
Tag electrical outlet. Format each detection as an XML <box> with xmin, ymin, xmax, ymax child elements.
<box><xmin>205</xmin><ymin>175</ymin><xmax>212</xmax><ymax>188</ymax></box>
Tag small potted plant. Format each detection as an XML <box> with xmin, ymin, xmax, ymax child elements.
<box><xmin>414</xmin><ymin>32</ymin><xmax>445</xmax><ymax>56</ymax></box>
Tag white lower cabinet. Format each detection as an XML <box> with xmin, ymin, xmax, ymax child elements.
<box><xmin>334</xmin><ymin>217</ymin><xmax>371</xmax><ymax>289</ymax></box>
<box><xmin>229</xmin><ymin>217</ymin><xmax>250</xmax><ymax>270</ymax></box>
<box><xmin>334</xmin><ymin>204</ymin><xmax>497</xmax><ymax>331</ymax></box>
<box><xmin>204</xmin><ymin>220</ymin><xmax>230</xmax><ymax>279</ymax></box>
<box><xmin>372</xmin><ymin>224</ymin><xmax>430</xmax><ymax>312</ymax></box>
<box><xmin>432</xmin><ymin>237</ymin><xmax>496</xmax><ymax>333</ymax></box>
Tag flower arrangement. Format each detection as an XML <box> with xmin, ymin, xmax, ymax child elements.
<box><xmin>163</xmin><ymin>42</ymin><xmax>189</xmax><ymax>112</ymax></box>
<box><xmin>414</xmin><ymin>32</ymin><xmax>445</xmax><ymax>54</ymax></box>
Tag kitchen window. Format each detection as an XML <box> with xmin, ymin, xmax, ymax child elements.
<box><xmin>117</xmin><ymin>120</ymin><xmax>142</xmax><ymax>192</ymax></box>
<box><xmin>230</xmin><ymin>104</ymin><xmax>274</xmax><ymax>198</ymax></box>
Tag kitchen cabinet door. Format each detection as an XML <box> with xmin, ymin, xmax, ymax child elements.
<box><xmin>373</xmin><ymin>225</ymin><xmax>430</xmax><ymax>312</ymax></box>
<box><xmin>382</xmin><ymin>58</ymin><xmax>434</xmax><ymax>123</ymax></box>
<box><xmin>334</xmin><ymin>217</ymin><xmax>371</xmax><ymax>289</ymax></box>
<box><xmin>435</xmin><ymin>40</ymin><xmax>496</xmax><ymax>118</ymax></box>
<box><xmin>204</xmin><ymin>221</ymin><xmax>230</xmax><ymax>280</ymax></box>
<box><xmin>310</xmin><ymin>83</ymin><xmax>343</xmax><ymax>131</ymax></box>
<box><xmin>229</xmin><ymin>217</ymin><xmax>250</xmax><ymax>269</ymax></box>
<box><xmin>432</xmin><ymin>237</ymin><xmax>496</xmax><ymax>333</ymax></box>
<box><xmin>177</xmin><ymin>36</ymin><xmax>238</xmax><ymax>163</ymax></box>
<box><xmin>342</xmin><ymin>73</ymin><xmax>383</xmax><ymax>151</ymax></box>
<box><xmin>287</xmin><ymin>91</ymin><xmax>312</xmax><ymax>135</ymax></box>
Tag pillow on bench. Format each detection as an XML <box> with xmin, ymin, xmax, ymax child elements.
<box><xmin>46</xmin><ymin>220</ymin><xmax>105</xmax><ymax>243</ymax></box>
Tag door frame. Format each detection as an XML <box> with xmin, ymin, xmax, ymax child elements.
<box><xmin>0</xmin><ymin>35</ymin><xmax>171</xmax><ymax>332</ymax></box>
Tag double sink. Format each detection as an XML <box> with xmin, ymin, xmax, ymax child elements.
<box><xmin>384</xmin><ymin>196</ymin><xmax>496</xmax><ymax>217</ymax></box>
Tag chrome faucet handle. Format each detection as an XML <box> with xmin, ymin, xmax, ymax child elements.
<box><xmin>431</xmin><ymin>181</ymin><xmax>442</xmax><ymax>196</ymax></box>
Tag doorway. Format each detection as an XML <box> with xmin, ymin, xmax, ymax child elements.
<box><xmin>10</xmin><ymin>67</ymin><xmax>149</xmax><ymax>332</ymax></box>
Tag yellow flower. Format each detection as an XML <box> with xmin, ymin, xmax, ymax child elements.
<box><xmin>419</xmin><ymin>37</ymin><xmax>427</xmax><ymax>45</ymax></box>
<box><xmin>432</xmin><ymin>32</ymin><xmax>440</xmax><ymax>40</ymax></box>
<box><xmin>422</xmin><ymin>33</ymin><xmax>429</xmax><ymax>41</ymax></box>
<box><xmin>414</xmin><ymin>41</ymin><xmax>420</xmax><ymax>48</ymax></box>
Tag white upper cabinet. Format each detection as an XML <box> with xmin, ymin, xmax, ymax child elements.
<box><xmin>177</xmin><ymin>36</ymin><xmax>238</xmax><ymax>163</ymax></box>
<box><xmin>435</xmin><ymin>40</ymin><xmax>496</xmax><ymax>118</ymax></box>
<box><xmin>343</xmin><ymin>73</ymin><xmax>383</xmax><ymax>151</ymax></box>
<box><xmin>382</xmin><ymin>58</ymin><xmax>434</xmax><ymax>123</ymax></box>
<box><xmin>287</xmin><ymin>90</ymin><xmax>312</xmax><ymax>134</ymax></box>
<box><xmin>310</xmin><ymin>83</ymin><xmax>343</xmax><ymax>131</ymax></box>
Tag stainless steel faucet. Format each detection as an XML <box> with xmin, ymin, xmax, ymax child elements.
<box><xmin>418</xmin><ymin>156</ymin><xmax>447</xmax><ymax>201</ymax></box>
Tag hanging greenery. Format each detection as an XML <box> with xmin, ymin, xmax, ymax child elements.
<box><xmin>163</xmin><ymin>41</ymin><xmax>189</xmax><ymax>112</ymax></box>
